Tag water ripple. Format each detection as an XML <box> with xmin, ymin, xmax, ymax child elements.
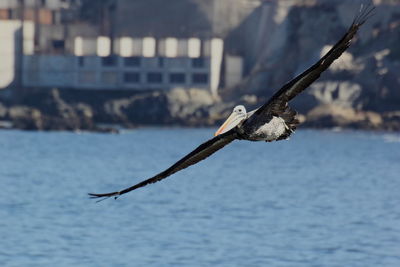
<box><xmin>0</xmin><ymin>129</ymin><xmax>399</xmax><ymax>266</ymax></box>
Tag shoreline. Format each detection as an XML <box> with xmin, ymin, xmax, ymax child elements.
<box><xmin>1</xmin><ymin>88</ymin><xmax>399</xmax><ymax>133</ymax></box>
<box><xmin>1</xmin><ymin>121</ymin><xmax>399</xmax><ymax>134</ymax></box>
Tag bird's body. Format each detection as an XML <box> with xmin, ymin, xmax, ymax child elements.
<box><xmin>89</xmin><ymin>4</ymin><xmax>374</xmax><ymax>200</ymax></box>
<box><xmin>244</xmin><ymin>116</ymin><xmax>291</xmax><ymax>142</ymax></box>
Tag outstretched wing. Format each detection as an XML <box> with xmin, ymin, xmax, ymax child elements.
<box><xmin>253</xmin><ymin>4</ymin><xmax>374</xmax><ymax>118</ymax></box>
<box><xmin>89</xmin><ymin>130</ymin><xmax>238</xmax><ymax>200</ymax></box>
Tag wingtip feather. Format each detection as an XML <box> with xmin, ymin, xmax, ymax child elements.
<box><xmin>353</xmin><ymin>1</ymin><xmax>376</xmax><ymax>26</ymax></box>
<box><xmin>88</xmin><ymin>192</ymin><xmax>121</xmax><ymax>202</ymax></box>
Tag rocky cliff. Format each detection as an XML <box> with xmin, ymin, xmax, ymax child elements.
<box><xmin>223</xmin><ymin>0</ymin><xmax>400</xmax><ymax>130</ymax></box>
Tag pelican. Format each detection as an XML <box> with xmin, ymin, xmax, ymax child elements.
<box><xmin>89</xmin><ymin>5</ymin><xmax>374</xmax><ymax>200</ymax></box>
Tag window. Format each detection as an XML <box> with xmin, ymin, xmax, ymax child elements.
<box><xmin>101</xmin><ymin>56</ymin><xmax>117</xmax><ymax>67</ymax></box>
<box><xmin>79</xmin><ymin>71</ymin><xmax>96</xmax><ymax>83</ymax></box>
<box><xmin>101</xmin><ymin>72</ymin><xmax>118</xmax><ymax>84</ymax></box>
<box><xmin>147</xmin><ymin>72</ymin><xmax>163</xmax><ymax>83</ymax></box>
<box><xmin>158</xmin><ymin>57</ymin><xmax>164</xmax><ymax>67</ymax></box>
<box><xmin>169</xmin><ymin>73</ymin><xmax>185</xmax><ymax>84</ymax></box>
<box><xmin>78</xmin><ymin>57</ymin><xmax>85</xmax><ymax>67</ymax></box>
<box><xmin>52</xmin><ymin>40</ymin><xmax>65</xmax><ymax>50</ymax></box>
<box><xmin>6</xmin><ymin>9</ymin><xmax>14</xmax><ymax>19</ymax></box>
<box><xmin>52</xmin><ymin>10</ymin><xmax>61</xmax><ymax>25</ymax></box>
<box><xmin>192</xmin><ymin>58</ymin><xmax>204</xmax><ymax>68</ymax></box>
<box><xmin>124</xmin><ymin>72</ymin><xmax>140</xmax><ymax>83</ymax></box>
<box><xmin>124</xmin><ymin>57</ymin><xmax>141</xmax><ymax>67</ymax></box>
<box><xmin>192</xmin><ymin>73</ymin><xmax>208</xmax><ymax>84</ymax></box>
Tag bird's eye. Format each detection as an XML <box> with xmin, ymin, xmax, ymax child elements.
<box><xmin>238</xmin><ymin>109</ymin><xmax>242</xmax><ymax>112</ymax></box>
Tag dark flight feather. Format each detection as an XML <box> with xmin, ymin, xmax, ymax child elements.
<box><xmin>89</xmin><ymin>130</ymin><xmax>237</xmax><ymax>199</ymax></box>
<box><xmin>254</xmin><ymin>3</ymin><xmax>375</xmax><ymax>119</ymax></box>
<box><xmin>89</xmin><ymin>4</ymin><xmax>374</xmax><ymax>200</ymax></box>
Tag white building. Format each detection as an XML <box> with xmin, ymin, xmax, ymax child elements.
<box><xmin>0</xmin><ymin>20</ymin><xmax>243</xmax><ymax>96</ymax></box>
<box><xmin>0</xmin><ymin>0</ymin><xmax>245</xmax><ymax>95</ymax></box>
<box><xmin>22</xmin><ymin>36</ymin><xmax>226</xmax><ymax>95</ymax></box>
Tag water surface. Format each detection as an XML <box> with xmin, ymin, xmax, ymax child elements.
<box><xmin>0</xmin><ymin>129</ymin><xmax>399</xmax><ymax>266</ymax></box>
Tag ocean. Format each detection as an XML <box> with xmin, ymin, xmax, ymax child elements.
<box><xmin>0</xmin><ymin>129</ymin><xmax>399</xmax><ymax>266</ymax></box>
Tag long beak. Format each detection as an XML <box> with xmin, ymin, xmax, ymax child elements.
<box><xmin>215</xmin><ymin>112</ymin><xmax>242</xmax><ymax>136</ymax></box>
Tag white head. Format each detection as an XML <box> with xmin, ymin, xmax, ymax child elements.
<box><xmin>214</xmin><ymin>105</ymin><xmax>247</xmax><ymax>136</ymax></box>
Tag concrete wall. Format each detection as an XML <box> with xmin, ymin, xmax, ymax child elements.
<box><xmin>113</xmin><ymin>0</ymin><xmax>261</xmax><ymax>38</ymax></box>
<box><xmin>115</xmin><ymin>0</ymin><xmax>213</xmax><ymax>38</ymax></box>
<box><xmin>0</xmin><ymin>0</ymin><xmax>71</xmax><ymax>10</ymax></box>
<box><xmin>73</xmin><ymin>36</ymin><xmax>221</xmax><ymax>58</ymax></box>
<box><xmin>69</xmin><ymin>36</ymin><xmax>231</xmax><ymax>93</ymax></box>
<box><xmin>0</xmin><ymin>20</ymin><xmax>20</xmax><ymax>89</ymax></box>
<box><xmin>22</xmin><ymin>55</ymin><xmax>213</xmax><ymax>90</ymax></box>
<box><xmin>224</xmin><ymin>55</ymin><xmax>243</xmax><ymax>88</ymax></box>
<box><xmin>0</xmin><ymin>19</ymin><xmax>234</xmax><ymax>93</ymax></box>
<box><xmin>0</xmin><ymin>0</ymin><xmax>248</xmax><ymax>94</ymax></box>
<box><xmin>23</xmin><ymin>55</ymin><xmax>78</xmax><ymax>87</ymax></box>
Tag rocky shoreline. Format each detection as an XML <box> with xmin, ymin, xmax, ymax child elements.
<box><xmin>0</xmin><ymin>88</ymin><xmax>399</xmax><ymax>133</ymax></box>
<box><xmin>1</xmin><ymin>2</ymin><xmax>399</xmax><ymax>133</ymax></box>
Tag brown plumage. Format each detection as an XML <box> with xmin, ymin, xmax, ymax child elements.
<box><xmin>89</xmin><ymin>4</ymin><xmax>374</xmax><ymax>200</ymax></box>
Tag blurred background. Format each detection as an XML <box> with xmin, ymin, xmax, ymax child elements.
<box><xmin>1</xmin><ymin>1</ymin><xmax>400</xmax><ymax>266</ymax></box>
<box><xmin>0</xmin><ymin>0</ymin><xmax>399</xmax><ymax>132</ymax></box>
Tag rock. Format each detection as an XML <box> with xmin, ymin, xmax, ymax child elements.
<box><xmin>308</xmin><ymin>81</ymin><xmax>362</xmax><ymax>109</ymax></box>
<box><xmin>9</xmin><ymin>106</ymin><xmax>44</xmax><ymax>130</ymax></box>
<box><xmin>103</xmin><ymin>88</ymin><xmax>227</xmax><ymax>127</ymax></box>
<box><xmin>104</xmin><ymin>92</ymin><xmax>170</xmax><ymax>127</ymax></box>
<box><xmin>72</xmin><ymin>103</ymin><xmax>96</xmax><ymax>130</ymax></box>
<box><xmin>303</xmin><ymin>104</ymin><xmax>383</xmax><ymax>129</ymax></box>
<box><xmin>297</xmin><ymin>113</ymin><xmax>307</xmax><ymax>124</ymax></box>
<box><xmin>382</xmin><ymin>111</ymin><xmax>400</xmax><ymax>131</ymax></box>
<box><xmin>0</xmin><ymin>102</ymin><xmax>8</xmax><ymax>119</ymax></box>
<box><xmin>35</xmin><ymin>89</ymin><xmax>98</xmax><ymax>131</ymax></box>
<box><xmin>167</xmin><ymin>88</ymin><xmax>217</xmax><ymax>125</ymax></box>
<box><xmin>226</xmin><ymin>1</ymin><xmax>400</xmax><ymax>116</ymax></box>
<box><xmin>7</xmin><ymin>88</ymin><xmax>114</xmax><ymax>132</ymax></box>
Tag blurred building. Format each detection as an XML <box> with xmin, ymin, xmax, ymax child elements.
<box><xmin>0</xmin><ymin>0</ymin><xmax>254</xmax><ymax>96</ymax></box>
<box><xmin>24</xmin><ymin>37</ymin><xmax>223</xmax><ymax>94</ymax></box>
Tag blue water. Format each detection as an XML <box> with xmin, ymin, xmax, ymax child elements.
<box><xmin>0</xmin><ymin>129</ymin><xmax>400</xmax><ymax>267</ymax></box>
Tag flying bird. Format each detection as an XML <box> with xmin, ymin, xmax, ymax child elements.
<box><xmin>89</xmin><ymin>5</ymin><xmax>374</xmax><ymax>200</ymax></box>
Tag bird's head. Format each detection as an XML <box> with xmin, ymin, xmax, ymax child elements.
<box><xmin>214</xmin><ymin>105</ymin><xmax>247</xmax><ymax>136</ymax></box>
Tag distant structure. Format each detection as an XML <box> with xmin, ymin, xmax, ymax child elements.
<box><xmin>0</xmin><ymin>0</ymin><xmax>260</xmax><ymax>96</ymax></box>
<box><xmin>24</xmin><ymin>36</ymin><xmax>224</xmax><ymax>95</ymax></box>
